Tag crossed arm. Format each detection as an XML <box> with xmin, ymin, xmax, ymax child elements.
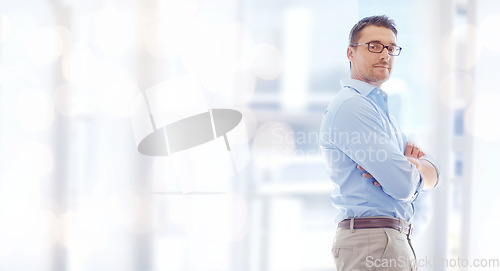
<box><xmin>357</xmin><ymin>141</ymin><xmax>438</xmax><ymax>190</ymax></box>
<box><xmin>324</xmin><ymin>98</ymin><xmax>439</xmax><ymax>200</ymax></box>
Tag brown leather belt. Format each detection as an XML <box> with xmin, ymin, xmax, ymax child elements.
<box><xmin>338</xmin><ymin>217</ymin><xmax>412</xmax><ymax>236</ymax></box>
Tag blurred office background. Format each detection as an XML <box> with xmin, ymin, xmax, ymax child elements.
<box><xmin>1</xmin><ymin>0</ymin><xmax>500</xmax><ymax>270</ymax></box>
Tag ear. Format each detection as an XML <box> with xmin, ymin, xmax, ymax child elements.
<box><xmin>347</xmin><ymin>46</ymin><xmax>354</xmax><ymax>62</ymax></box>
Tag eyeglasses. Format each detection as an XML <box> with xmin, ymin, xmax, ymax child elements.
<box><xmin>350</xmin><ymin>42</ymin><xmax>402</xmax><ymax>56</ymax></box>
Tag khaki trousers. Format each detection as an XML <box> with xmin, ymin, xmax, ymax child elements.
<box><xmin>332</xmin><ymin>228</ymin><xmax>418</xmax><ymax>271</ymax></box>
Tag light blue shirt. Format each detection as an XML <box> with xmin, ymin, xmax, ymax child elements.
<box><xmin>320</xmin><ymin>78</ymin><xmax>438</xmax><ymax>223</ymax></box>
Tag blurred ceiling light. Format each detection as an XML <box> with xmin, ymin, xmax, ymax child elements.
<box><xmin>62</xmin><ymin>42</ymin><xmax>97</xmax><ymax>85</ymax></box>
<box><xmin>24</xmin><ymin>25</ymin><xmax>67</xmax><ymax>65</ymax></box>
<box><xmin>0</xmin><ymin>13</ymin><xmax>11</xmax><ymax>44</ymax></box>
<box><xmin>251</xmin><ymin>121</ymin><xmax>296</xmax><ymax>168</ymax></box>
<box><xmin>479</xmin><ymin>14</ymin><xmax>500</xmax><ymax>52</ymax></box>
<box><xmin>438</xmin><ymin>72</ymin><xmax>475</xmax><ymax>109</ymax></box>
<box><xmin>16</xmin><ymin>90</ymin><xmax>55</xmax><ymax>132</ymax></box>
<box><xmin>464</xmin><ymin>91</ymin><xmax>500</xmax><ymax>141</ymax></box>
<box><xmin>250</xmin><ymin>43</ymin><xmax>283</xmax><ymax>80</ymax></box>
<box><xmin>92</xmin><ymin>8</ymin><xmax>141</xmax><ymax>56</ymax></box>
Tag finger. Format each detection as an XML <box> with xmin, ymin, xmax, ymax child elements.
<box><xmin>413</xmin><ymin>145</ymin><xmax>423</xmax><ymax>156</ymax></box>
<box><xmin>362</xmin><ymin>173</ymin><xmax>373</xmax><ymax>178</ymax></box>
<box><xmin>357</xmin><ymin>165</ymin><xmax>364</xmax><ymax>171</ymax></box>
<box><xmin>405</xmin><ymin>141</ymin><xmax>414</xmax><ymax>156</ymax></box>
<box><xmin>373</xmin><ymin>181</ymin><xmax>381</xmax><ymax>187</ymax></box>
<box><xmin>419</xmin><ymin>149</ymin><xmax>426</xmax><ymax>158</ymax></box>
<box><xmin>410</xmin><ymin>143</ymin><xmax>417</xmax><ymax>156</ymax></box>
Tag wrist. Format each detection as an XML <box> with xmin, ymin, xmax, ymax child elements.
<box><xmin>406</xmin><ymin>156</ymin><xmax>421</xmax><ymax>169</ymax></box>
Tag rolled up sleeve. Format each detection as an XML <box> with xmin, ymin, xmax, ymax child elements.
<box><xmin>331</xmin><ymin>98</ymin><xmax>423</xmax><ymax>202</ymax></box>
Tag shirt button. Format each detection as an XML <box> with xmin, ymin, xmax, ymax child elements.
<box><xmin>377</xmin><ymin>91</ymin><xmax>380</xmax><ymax>94</ymax></box>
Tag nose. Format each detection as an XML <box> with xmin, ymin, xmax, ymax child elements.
<box><xmin>379</xmin><ymin>47</ymin><xmax>391</xmax><ymax>59</ymax></box>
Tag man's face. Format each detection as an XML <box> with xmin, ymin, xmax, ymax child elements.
<box><xmin>347</xmin><ymin>25</ymin><xmax>397</xmax><ymax>87</ymax></box>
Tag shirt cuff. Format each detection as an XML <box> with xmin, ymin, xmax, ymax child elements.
<box><xmin>420</xmin><ymin>154</ymin><xmax>440</xmax><ymax>188</ymax></box>
<box><xmin>410</xmin><ymin>172</ymin><xmax>425</xmax><ymax>201</ymax></box>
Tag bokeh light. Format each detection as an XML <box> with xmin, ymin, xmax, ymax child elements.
<box><xmin>143</xmin><ymin>1</ymin><xmax>198</xmax><ymax>59</ymax></box>
<box><xmin>24</xmin><ymin>25</ymin><xmax>67</xmax><ymax>65</ymax></box>
<box><xmin>192</xmin><ymin>23</ymin><xmax>257</xmax><ymax>107</ymax></box>
<box><xmin>16</xmin><ymin>90</ymin><xmax>55</xmax><ymax>132</ymax></box>
<box><xmin>208</xmin><ymin>23</ymin><xmax>256</xmax><ymax>71</ymax></box>
<box><xmin>144</xmin><ymin>18</ymin><xmax>185</xmax><ymax>59</ymax></box>
<box><xmin>200</xmin><ymin>69</ymin><xmax>256</xmax><ymax>107</ymax></box>
<box><xmin>62</xmin><ymin>42</ymin><xmax>97</xmax><ymax>85</ymax></box>
<box><xmin>154</xmin><ymin>74</ymin><xmax>207</xmax><ymax>116</ymax></box>
<box><xmin>438</xmin><ymin>72</ymin><xmax>475</xmax><ymax>109</ymax></box>
<box><xmin>442</xmin><ymin>24</ymin><xmax>481</xmax><ymax>70</ymax></box>
<box><xmin>0</xmin><ymin>13</ymin><xmax>12</xmax><ymax>44</ymax></box>
<box><xmin>464</xmin><ymin>91</ymin><xmax>500</xmax><ymax>141</ymax></box>
<box><xmin>92</xmin><ymin>61</ymin><xmax>140</xmax><ymax>117</ymax></box>
<box><xmin>250</xmin><ymin>43</ymin><xmax>283</xmax><ymax>80</ymax></box>
<box><xmin>92</xmin><ymin>8</ymin><xmax>141</xmax><ymax>56</ymax></box>
<box><xmin>251</xmin><ymin>121</ymin><xmax>296</xmax><ymax>168</ymax></box>
<box><xmin>54</xmin><ymin>83</ymin><xmax>92</xmax><ymax>117</ymax></box>
<box><xmin>478</xmin><ymin>13</ymin><xmax>500</xmax><ymax>52</ymax></box>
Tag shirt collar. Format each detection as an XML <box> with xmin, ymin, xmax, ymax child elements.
<box><xmin>340</xmin><ymin>78</ymin><xmax>380</xmax><ymax>96</ymax></box>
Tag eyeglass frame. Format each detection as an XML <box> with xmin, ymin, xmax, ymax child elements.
<box><xmin>349</xmin><ymin>41</ymin><xmax>402</xmax><ymax>56</ymax></box>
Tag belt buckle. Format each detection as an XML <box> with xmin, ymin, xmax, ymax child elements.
<box><xmin>398</xmin><ymin>219</ymin><xmax>405</xmax><ymax>234</ymax></box>
<box><xmin>398</xmin><ymin>219</ymin><xmax>411</xmax><ymax>236</ymax></box>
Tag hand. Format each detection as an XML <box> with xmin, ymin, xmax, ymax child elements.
<box><xmin>404</xmin><ymin>141</ymin><xmax>425</xmax><ymax>159</ymax></box>
<box><xmin>406</xmin><ymin>156</ymin><xmax>421</xmax><ymax>169</ymax></box>
<box><xmin>357</xmin><ymin>165</ymin><xmax>381</xmax><ymax>187</ymax></box>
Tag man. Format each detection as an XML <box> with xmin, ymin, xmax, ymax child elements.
<box><xmin>319</xmin><ymin>15</ymin><xmax>439</xmax><ymax>271</ymax></box>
